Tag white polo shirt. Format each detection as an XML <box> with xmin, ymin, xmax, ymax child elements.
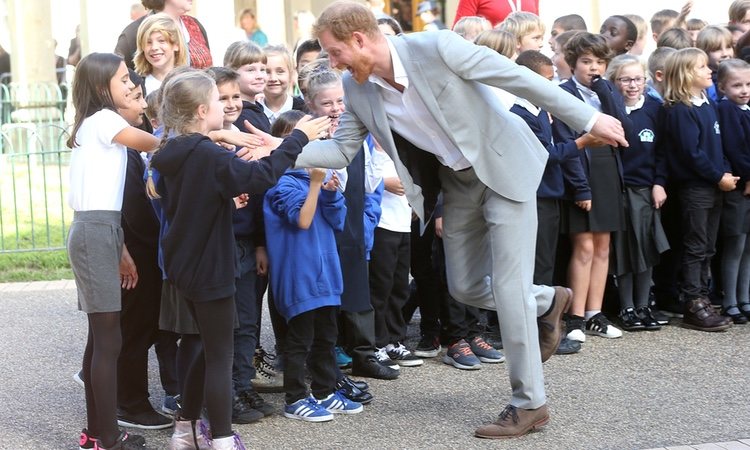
<box><xmin>68</xmin><ymin>109</ymin><xmax>130</xmax><ymax>211</ymax></box>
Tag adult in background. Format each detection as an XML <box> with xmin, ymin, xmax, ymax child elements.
<box><xmin>453</xmin><ymin>0</ymin><xmax>538</xmax><ymax>28</ymax></box>
<box><xmin>115</xmin><ymin>0</ymin><xmax>212</xmax><ymax>71</ymax></box>
<box><xmin>239</xmin><ymin>9</ymin><xmax>268</xmax><ymax>47</ymax></box>
<box><xmin>289</xmin><ymin>1</ymin><xmax>627</xmax><ymax>439</ymax></box>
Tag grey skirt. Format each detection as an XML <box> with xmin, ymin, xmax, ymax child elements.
<box><xmin>721</xmin><ymin>190</ymin><xmax>750</xmax><ymax>236</ymax></box>
<box><xmin>611</xmin><ymin>187</ymin><xmax>670</xmax><ymax>276</ymax></box>
<box><xmin>67</xmin><ymin>210</ymin><xmax>123</xmax><ymax>313</ymax></box>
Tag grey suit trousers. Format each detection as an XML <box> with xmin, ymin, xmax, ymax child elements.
<box><xmin>439</xmin><ymin>166</ymin><xmax>554</xmax><ymax>409</ymax></box>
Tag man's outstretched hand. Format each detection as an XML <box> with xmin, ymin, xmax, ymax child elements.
<box><xmin>589</xmin><ymin>114</ymin><xmax>628</xmax><ymax>148</ymax></box>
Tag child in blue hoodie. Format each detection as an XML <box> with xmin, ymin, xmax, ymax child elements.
<box><xmin>264</xmin><ymin>118</ymin><xmax>364</xmax><ymax>422</ymax></box>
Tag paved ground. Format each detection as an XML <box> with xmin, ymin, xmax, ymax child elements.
<box><xmin>0</xmin><ymin>280</ymin><xmax>749</xmax><ymax>450</ymax></box>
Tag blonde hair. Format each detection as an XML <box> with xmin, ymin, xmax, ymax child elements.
<box><xmin>686</xmin><ymin>18</ymin><xmax>708</xmax><ymax>32</ymax></box>
<box><xmin>650</xmin><ymin>9</ymin><xmax>679</xmax><ymax>38</ymax></box>
<box><xmin>306</xmin><ymin>69</ymin><xmax>342</xmax><ymax>104</ymax></box>
<box><xmin>605</xmin><ymin>54</ymin><xmax>644</xmax><ymax>83</ymax></box>
<box><xmin>313</xmin><ymin>1</ymin><xmax>380</xmax><ymax>42</ymax></box>
<box><xmin>498</xmin><ymin>11</ymin><xmax>545</xmax><ymax>43</ymax></box>
<box><xmin>729</xmin><ymin>0</ymin><xmax>750</xmax><ymax>23</ymax></box>
<box><xmin>453</xmin><ymin>16</ymin><xmax>491</xmax><ymax>41</ymax></box>
<box><xmin>623</xmin><ymin>14</ymin><xmax>647</xmax><ymax>42</ymax></box>
<box><xmin>663</xmin><ymin>47</ymin><xmax>708</xmax><ymax>107</ymax></box>
<box><xmin>134</xmin><ymin>13</ymin><xmax>187</xmax><ymax>76</ymax></box>
<box><xmin>474</xmin><ymin>29</ymin><xmax>517</xmax><ymax>59</ymax></box>
<box><xmin>223</xmin><ymin>40</ymin><xmax>267</xmax><ymax>69</ymax></box>
<box><xmin>146</xmin><ymin>70</ymin><xmax>215</xmax><ymax>198</ymax></box>
<box><xmin>264</xmin><ymin>44</ymin><xmax>294</xmax><ymax>75</ymax></box>
<box><xmin>696</xmin><ymin>25</ymin><xmax>733</xmax><ymax>53</ymax></box>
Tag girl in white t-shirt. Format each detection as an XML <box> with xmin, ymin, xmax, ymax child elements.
<box><xmin>133</xmin><ymin>13</ymin><xmax>188</xmax><ymax>94</ymax></box>
<box><xmin>66</xmin><ymin>52</ymin><xmax>158</xmax><ymax>450</ymax></box>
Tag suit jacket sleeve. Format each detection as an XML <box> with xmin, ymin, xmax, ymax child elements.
<box><xmin>435</xmin><ymin>31</ymin><xmax>596</xmax><ymax>133</ymax></box>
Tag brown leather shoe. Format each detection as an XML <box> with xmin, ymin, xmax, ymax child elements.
<box><xmin>681</xmin><ymin>298</ymin><xmax>732</xmax><ymax>332</ymax></box>
<box><xmin>475</xmin><ymin>404</ymin><xmax>550</xmax><ymax>439</ymax></box>
<box><xmin>538</xmin><ymin>287</ymin><xmax>572</xmax><ymax>362</ymax></box>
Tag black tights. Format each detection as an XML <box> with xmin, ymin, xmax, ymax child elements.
<box><xmin>82</xmin><ymin>312</ymin><xmax>122</xmax><ymax>448</ymax></box>
<box><xmin>179</xmin><ymin>297</ymin><xmax>235</xmax><ymax>439</ymax></box>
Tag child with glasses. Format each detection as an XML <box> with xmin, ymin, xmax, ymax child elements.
<box><xmin>606</xmin><ymin>55</ymin><xmax>669</xmax><ymax>331</ymax></box>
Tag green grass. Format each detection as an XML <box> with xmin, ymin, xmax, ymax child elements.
<box><xmin>1</xmin><ymin>149</ymin><xmax>73</xmax><ymax>282</ymax></box>
<box><xmin>0</xmin><ymin>250</ymin><xmax>71</xmax><ymax>282</ymax></box>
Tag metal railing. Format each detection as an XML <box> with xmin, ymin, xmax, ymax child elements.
<box><xmin>1</xmin><ymin>82</ymin><xmax>71</xmax><ymax>253</ymax></box>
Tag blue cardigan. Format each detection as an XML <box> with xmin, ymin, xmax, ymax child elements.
<box><xmin>264</xmin><ymin>169</ymin><xmax>347</xmax><ymax>321</ymax></box>
<box><xmin>717</xmin><ymin>99</ymin><xmax>750</xmax><ymax>185</ymax></box>
<box><xmin>664</xmin><ymin>100</ymin><xmax>728</xmax><ymax>187</ymax></box>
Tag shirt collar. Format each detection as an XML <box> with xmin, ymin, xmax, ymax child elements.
<box><xmin>723</xmin><ymin>97</ymin><xmax>750</xmax><ymax>110</ymax></box>
<box><xmin>369</xmin><ymin>38</ymin><xmax>409</xmax><ymax>91</ymax></box>
<box><xmin>513</xmin><ymin>97</ymin><xmax>540</xmax><ymax>116</ymax></box>
<box><xmin>690</xmin><ymin>93</ymin><xmax>709</xmax><ymax>107</ymax></box>
<box><xmin>625</xmin><ymin>96</ymin><xmax>645</xmax><ymax>114</ymax></box>
<box><xmin>572</xmin><ymin>76</ymin><xmax>597</xmax><ymax>99</ymax></box>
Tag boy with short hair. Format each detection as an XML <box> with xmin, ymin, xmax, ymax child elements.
<box><xmin>728</xmin><ymin>0</ymin><xmax>750</xmax><ymax>33</ymax></box>
<box><xmin>646</xmin><ymin>46</ymin><xmax>677</xmax><ymax>102</ymax></box>
<box><xmin>549</xmin><ymin>14</ymin><xmax>587</xmax><ymax>51</ymax></box>
<box><xmin>498</xmin><ymin>11</ymin><xmax>545</xmax><ymax>53</ymax></box>
<box><xmin>650</xmin><ymin>9</ymin><xmax>679</xmax><ymax>42</ymax></box>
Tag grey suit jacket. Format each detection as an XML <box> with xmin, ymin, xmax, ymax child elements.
<box><xmin>295</xmin><ymin>30</ymin><xmax>597</xmax><ymax>221</ymax></box>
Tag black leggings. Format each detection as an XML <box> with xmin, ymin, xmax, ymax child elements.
<box><xmin>82</xmin><ymin>312</ymin><xmax>122</xmax><ymax>448</ymax></box>
<box><xmin>179</xmin><ymin>296</ymin><xmax>235</xmax><ymax>439</ymax></box>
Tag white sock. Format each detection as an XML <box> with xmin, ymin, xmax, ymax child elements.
<box><xmin>584</xmin><ymin>310</ymin><xmax>600</xmax><ymax>320</ymax></box>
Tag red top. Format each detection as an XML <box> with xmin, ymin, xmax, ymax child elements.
<box><xmin>182</xmin><ymin>15</ymin><xmax>213</xmax><ymax>69</ymax></box>
<box><xmin>453</xmin><ymin>0</ymin><xmax>539</xmax><ymax>27</ymax></box>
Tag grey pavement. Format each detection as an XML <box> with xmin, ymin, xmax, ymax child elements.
<box><xmin>0</xmin><ymin>280</ymin><xmax>749</xmax><ymax>450</ymax></box>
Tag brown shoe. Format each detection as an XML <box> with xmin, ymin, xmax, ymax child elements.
<box><xmin>538</xmin><ymin>287</ymin><xmax>572</xmax><ymax>362</ymax></box>
<box><xmin>475</xmin><ymin>404</ymin><xmax>550</xmax><ymax>439</ymax></box>
<box><xmin>681</xmin><ymin>298</ymin><xmax>732</xmax><ymax>332</ymax></box>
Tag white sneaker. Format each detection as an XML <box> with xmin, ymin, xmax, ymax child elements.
<box><xmin>585</xmin><ymin>313</ymin><xmax>623</xmax><ymax>338</ymax></box>
<box><xmin>374</xmin><ymin>347</ymin><xmax>400</xmax><ymax>370</ymax></box>
<box><xmin>566</xmin><ymin>329</ymin><xmax>586</xmax><ymax>342</ymax></box>
<box><xmin>210</xmin><ymin>432</ymin><xmax>246</xmax><ymax>450</ymax></box>
<box><xmin>566</xmin><ymin>315</ymin><xmax>586</xmax><ymax>342</ymax></box>
<box><xmin>385</xmin><ymin>343</ymin><xmax>424</xmax><ymax>367</ymax></box>
<box><xmin>169</xmin><ymin>418</ymin><xmax>211</xmax><ymax>450</ymax></box>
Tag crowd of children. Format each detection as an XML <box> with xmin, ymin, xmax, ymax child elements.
<box><xmin>64</xmin><ymin>1</ymin><xmax>750</xmax><ymax>448</ymax></box>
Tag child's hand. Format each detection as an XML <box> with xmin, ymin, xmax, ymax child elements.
<box><xmin>309</xmin><ymin>168</ymin><xmax>327</xmax><ymax>184</ymax></box>
<box><xmin>575</xmin><ymin>133</ymin><xmax>609</xmax><ymax>149</ymax></box>
<box><xmin>237</xmin><ymin>145</ymin><xmax>273</xmax><ymax>161</ymax></box>
<box><xmin>295</xmin><ymin>115</ymin><xmax>332</xmax><ymax>141</ymax></box>
<box><xmin>256</xmin><ymin>246</ymin><xmax>268</xmax><ymax>276</ymax></box>
<box><xmin>434</xmin><ymin>217</ymin><xmax>443</xmax><ymax>238</ymax></box>
<box><xmin>575</xmin><ymin>200</ymin><xmax>592</xmax><ymax>211</ymax></box>
<box><xmin>233</xmin><ymin>193</ymin><xmax>249</xmax><ymax>209</ymax></box>
<box><xmin>744</xmin><ymin>181</ymin><xmax>750</xmax><ymax>197</ymax></box>
<box><xmin>652</xmin><ymin>185</ymin><xmax>667</xmax><ymax>209</ymax></box>
<box><xmin>322</xmin><ymin>171</ymin><xmax>340</xmax><ymax>191</ymax></box>
<box><xmin>384</xmin><ymin>177</ymin><xmax>405</xmax><ymax>195</ymax></box>
<box><xmin>719</xmin><ymin>173</ymin><xmax>740</xmax><ymax>192</ymax></box>
<box><xmin>120</xmin><ymin>245</ymin><xmax>138</xmax><ymax>290</ymax></box>
<box><xmin>243</xmin><ymin>120</ymin><xmax>283</xmax><ymax>151</ymax></box>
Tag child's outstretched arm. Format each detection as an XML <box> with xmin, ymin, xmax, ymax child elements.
<box><xmin>298</xmin><ymin>168</ymin><xmax>326</xmax><ymax>230</ymax></box>
<box><xmin>113</xmin><ymin>126</ymin><xmax>160</xmax><ymax>152</ymax></box>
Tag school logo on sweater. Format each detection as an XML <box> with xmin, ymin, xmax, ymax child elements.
<box><xmin>638</xmin><ymin>129</ymin><xmax>655</xmax><ymax>143</ymax></box>
<box><xmin>714</xmin><ymin>121</ymin><xmax>721</xmax><ymax>134</ymax></box>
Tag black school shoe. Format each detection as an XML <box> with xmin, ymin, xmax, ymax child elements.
<box><xmin>351</xmin><ymin>357</ymin><xmax>399</xmax><ymax>380</ymax></box>
<box><xmin>554</xmin><ymin>338</ymin><xmax>581</xmax><ymax>355</ymax></box>
<box><xmin>116</xmin><ymin>408</ymin><xmax>172</xmax><ymax>430</ymax></box>
<box><xmin>721</xmin><ymin>306</ymin><xmax>749</xmax><ymax>325</ymax></box>
<box><xmin>336</xmin><ymin>377</ymin><xmax>374</xmax><ymax>405</ymax></box>
<box><xmin>636</xmin><ymin>306</ymin><xmax>662</xmax><ymax>330</ymax></box>
<box><xmin>231</xmin><ymin>394</ymin><xmax>264</xmax><ymax>424</ymax></box>
<box><xmin>240</xmin><ymin>389</ymin><xmax>275</xmax><ymax>416</ymax></box>
<box><xmin>618</xmin><ymin>307</ymin><xmax>645</xmax><ymax>331</ymax></box>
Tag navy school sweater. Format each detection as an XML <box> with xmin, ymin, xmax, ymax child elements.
<box><xmin>664</xmin><ymin>100</ymin><xmax>729</xmax><ymax>187</ymax></box>
<box><xmin>151</xmin><ymin>130</ymin><xmax>308</xmax><ymax>302</ymax></box>
<box><xmin>234</xmin><ymin>100</ymin><xmax>271</xmax><ymax>134</ymax></box>
<box><xmin>717</xmin><ymin>99</ymin><xmax>750</xmax><ymax>185</ymax></box>
<box><xmin>509</xmin><ymin>102</ymin><xmax>580</xmax><ymax>199</ymax></box>
<box><xmin>621</xmin><ymin>95</ymin><xmax>668</xmax><ymax>187</ymax></box>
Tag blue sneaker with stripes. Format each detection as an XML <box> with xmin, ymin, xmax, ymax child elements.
<box><xmin>317</xmin><ymin>391</ymin><xmax>363</xmax><ymax>414</ymax></box>
<box><xmin>283</xmin><ymin>396</ymin><xmax>333</xmax><ymax>422</ymax></box>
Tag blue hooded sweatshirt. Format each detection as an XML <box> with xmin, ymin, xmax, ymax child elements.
<box><xmin>264</xmin><ymin>169</ymin><xmax>347</xmax><ymax>321</ymax></box>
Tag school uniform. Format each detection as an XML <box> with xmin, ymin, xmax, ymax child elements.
<box><xmin>717</xmin><ymin>99</ymin><xmax>750</xmax><ymax>236</ymax></box>
<box><xmin>664</xmin><ymin>96</ymin><xmax>729</xmax><ymax>300</ymax></box>
<box><xmin>263</xmin><ymin>169</ymin><xmax>346</xmax><ymax>404</ymax></box>
<box><xmin>259</xmin><ymin>95</ymin><xmax>306</xmax><ymax>124</ymax></box>
<box><xmin>234</xmin><ymin>100</ymin><xmax>272</xmax><ymax>133</ymax></box>
<box><xmin>553</xmin><ymin>77</ymin><xmax>628</xmax><ymax>234</ymax></box>
<box><xmin>510</xmin><ymin>98</ymin><xmax>578</xmax><ymax>285</ymax></box>
<box><xmin>610</xmin><ymin>95</ymin><xmax>670</xmax><ymax>276</ymax></box>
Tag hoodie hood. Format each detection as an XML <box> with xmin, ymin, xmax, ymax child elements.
<box><xmin>151</xmin><ymin>133</ymin><xmax>209</xmax><ymax>176</ymax></box>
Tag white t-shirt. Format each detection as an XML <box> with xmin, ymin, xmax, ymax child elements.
<box><xmin>68</xmin><ymin>109</ymin><xmax>130</xmax><ymax>211</ymax></box>
<box><xmin>377</xmin><ymin>155</ymin><xmax>412</xmax><ymax>233</ymax></box>
<box><xmin>144</xmin><ymin>74</ymin><xmax>162</xmax><ymax>95</ymax></box>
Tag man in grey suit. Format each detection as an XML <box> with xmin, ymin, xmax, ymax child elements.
<box><xmin>292</xmin><ymin>1</ymin><xmax>628</xmax><ymax>439</ymax></box>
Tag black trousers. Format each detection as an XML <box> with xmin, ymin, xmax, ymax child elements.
<box><xmin>679</xmin><ymin>186</ymin><xmax>722</xmax><ymax>300</ymax></box>
<box><xmin>653</xmin><ymin>184</ymin><xmax>683</xmax><ymax>306</ymax></box>
<box><xmin>369</xmin><ymin>228</ymin><xmax>411</xmax><ymax>347</ymax></box>
<box><xmin>284</xmin><ymin>306</ymin><xmax>338</xmax><ymax>404</ymax></box>
<box><xmin>117</xmin><ymin>246</ymin><xmax>165</xmax><ymax>414</ymax></box>
<box><xmin>410</xmin><ymin>218</ymin><xmax>444</xmax><ymax>338</ymax></box>
<box><xmin>535</xmin><ymin>198</ymin><xmax>561</xmax><ymax>286</ymax></box>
